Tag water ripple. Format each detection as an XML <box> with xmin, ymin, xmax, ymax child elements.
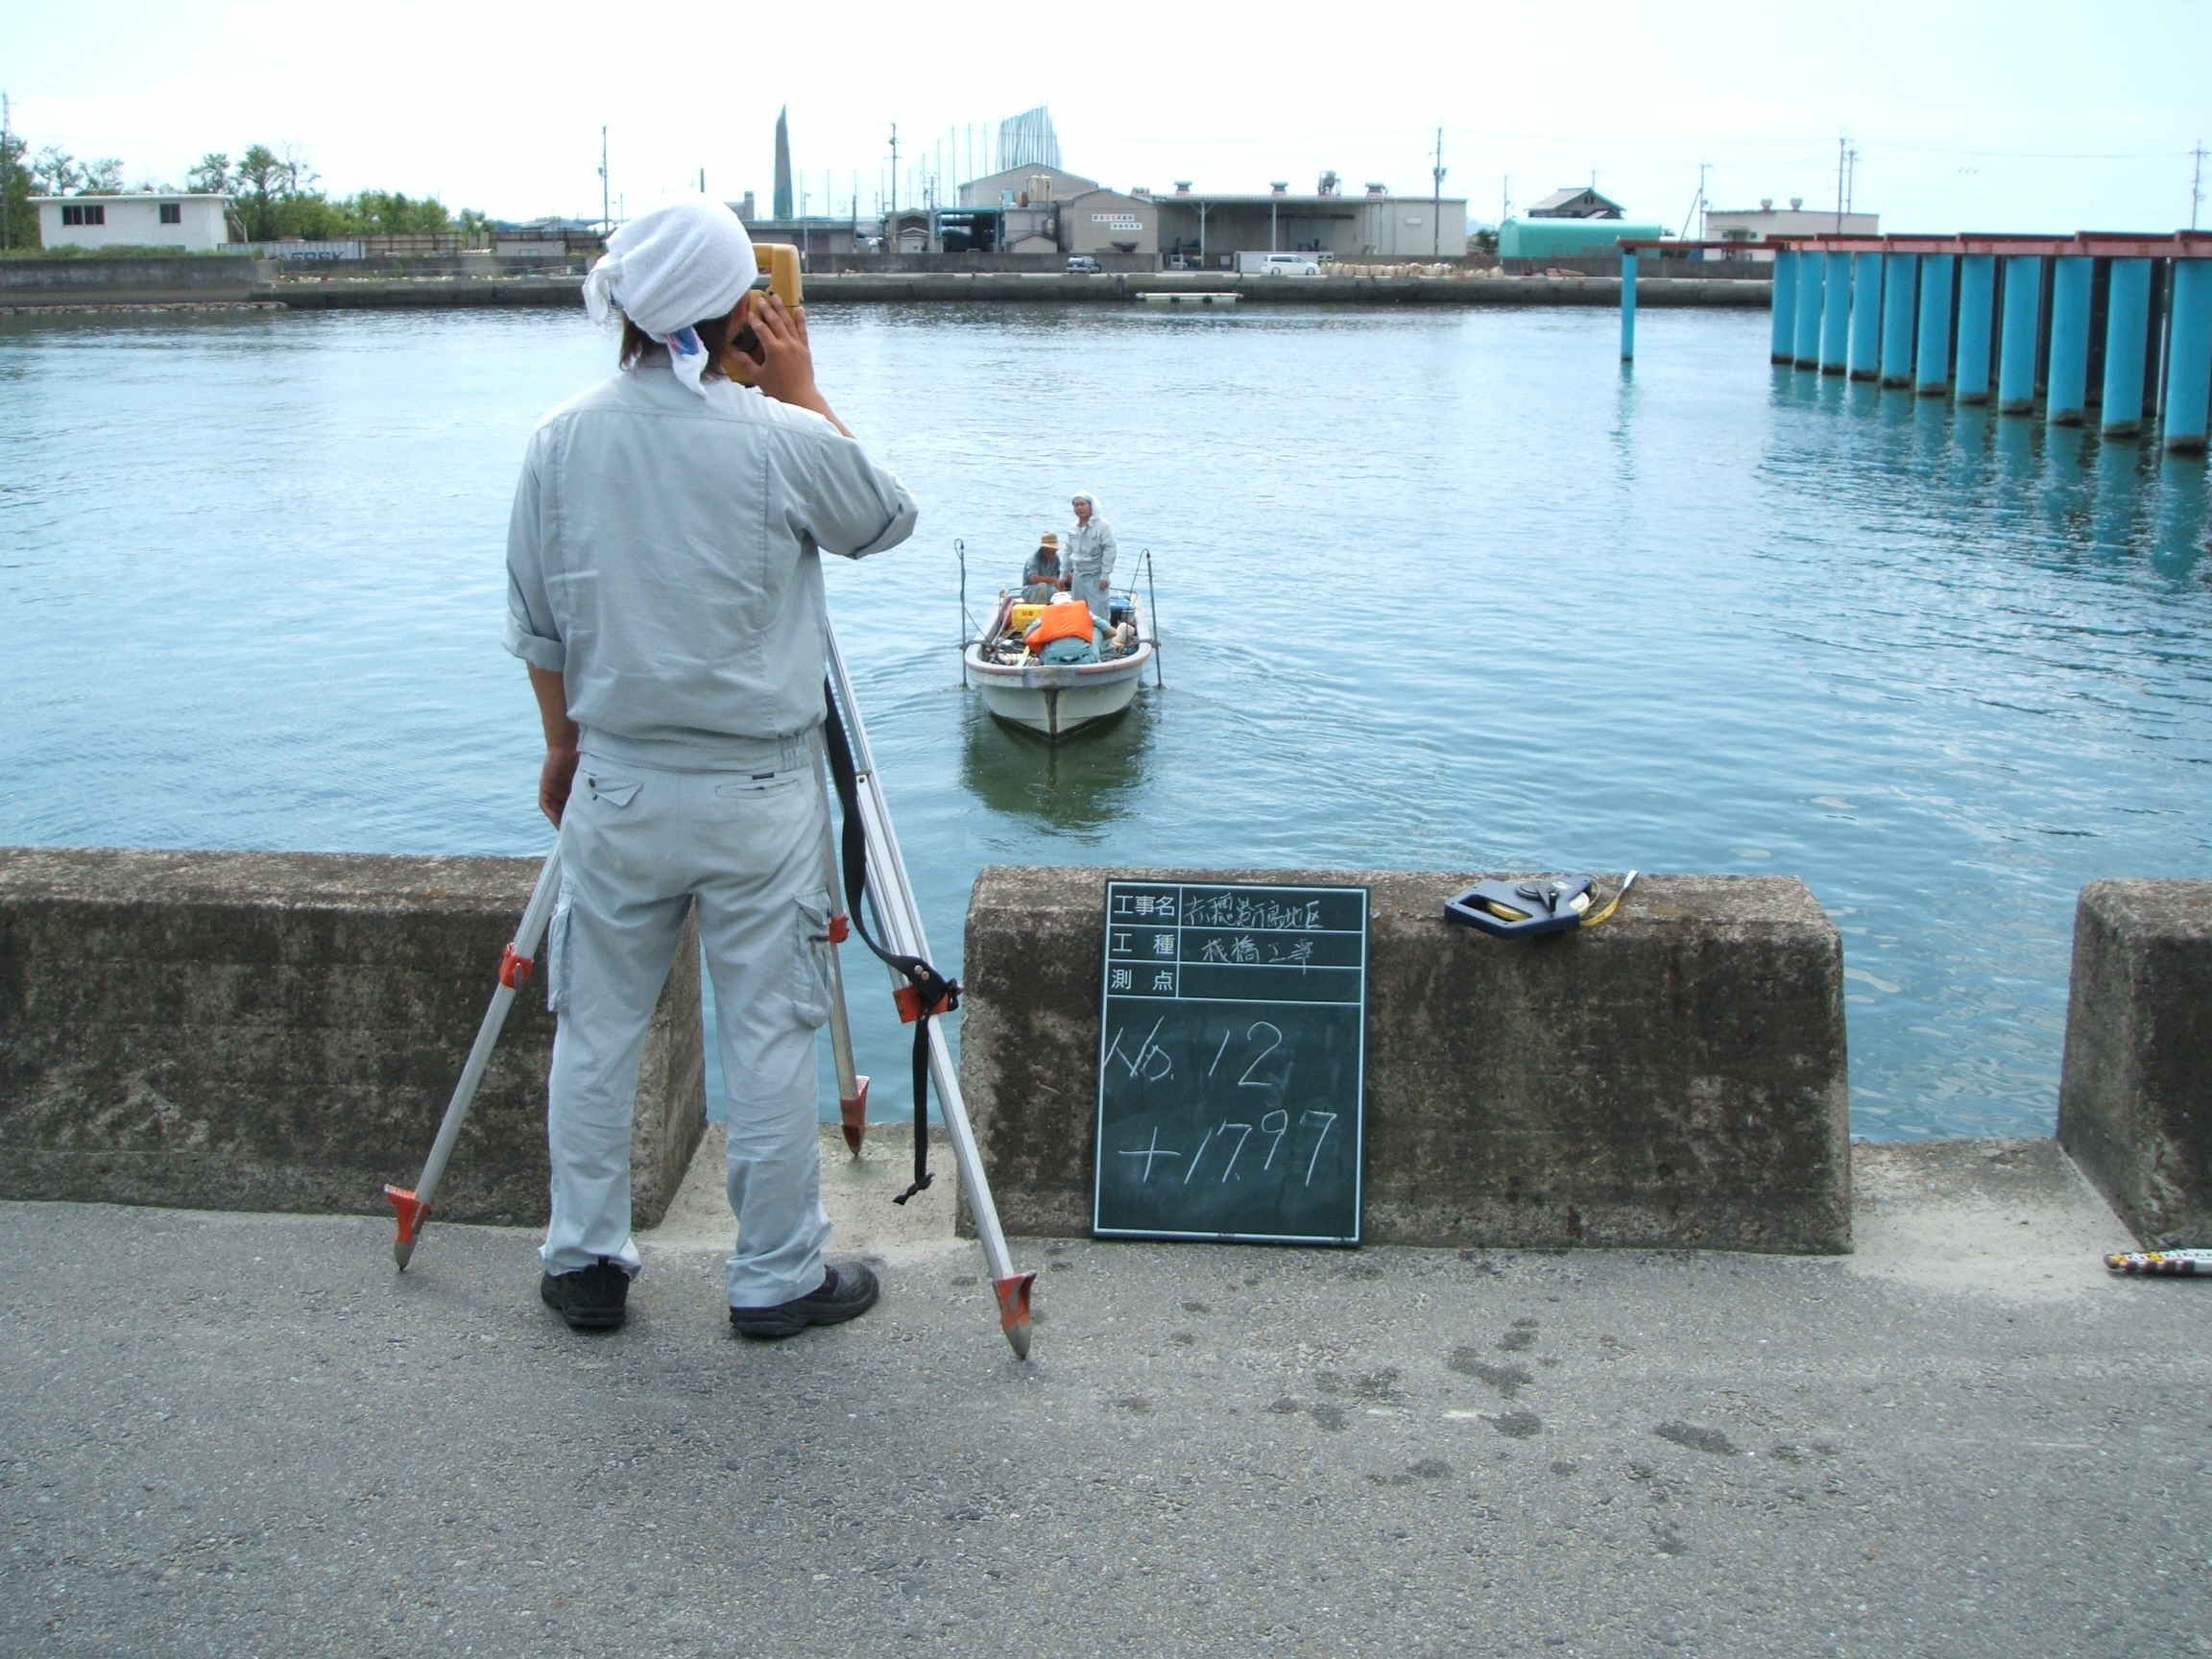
<box><xmin>4</xmin><ymin>301</ymin><xmax>2209</xmax><ymax>1138</ymax></box>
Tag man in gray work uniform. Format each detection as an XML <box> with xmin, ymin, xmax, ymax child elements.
<box><xmin>503</xmin><ymin>195</ymin><xmax>918</xmax><ymax>1335</ymax></box>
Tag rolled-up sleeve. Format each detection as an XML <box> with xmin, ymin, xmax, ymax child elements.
<box><xmin>793</xmin><ymin>429</ymin><xmax>920</xmax><ymax>560</ymax></box>
<box><xmin>502</xmin><ymin>446</ymin><xmax>566</xmax><ymax>671</ymax></box>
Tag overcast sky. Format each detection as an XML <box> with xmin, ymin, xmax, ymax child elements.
<box><xmin>9</xmin><ymin>0</ymin><xmax>2208</xmax><ymax>235</ymax></box>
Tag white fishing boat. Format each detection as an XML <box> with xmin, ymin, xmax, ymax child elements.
<box><xmin>963</xmin><ymin>589</ymin><xmax>1154</xmax><ymax>740</ymax></box>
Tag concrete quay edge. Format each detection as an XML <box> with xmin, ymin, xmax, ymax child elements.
<box><xmin>5</xmin><ymin>1134</ymin><xmax>2210</xmax><ymax>1659</ymax></box>
<box><xmin>246</xmin><ymin>272</ymin><xmax>1766</xmax><ymax>310</ymax></box>
<box><xmin>963</xmin><ymin>866</ymin><xmax>1851</xmax><ymax>1256</ymax></box>
<box><xmin>5</xmin><ymin>271</ymin><xmax>1767</xmax><ymax>311</ymax></box>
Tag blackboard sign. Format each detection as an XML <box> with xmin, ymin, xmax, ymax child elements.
<box><xmin>1093</xmin><ymin>881</ymin><xmax>1369</xmax><ymax>1245</ymax></box>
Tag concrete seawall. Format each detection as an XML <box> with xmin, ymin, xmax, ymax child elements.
<box><xmin>960</xmin><ymin>866</ymin><xmax>1852</xmax><ymax>1253</ymax></box>
<box><xmin>2057</xmin><ymin>879</ymin><xmax>2212</xmax><ymax>1246</ymax></box>
<box><xmin>0</xmin><ymin>847</ymin><xmax>704</xmax><ymax>1226</ymax></box>
<box><xmin>11</xmin><ymin>852</ymin><xmax>2207</xmax><ymax>1258</ymax></box>
<box><xmin>1</xmin><ymin>254</ymin><xmax>263</xmax><ymax>307</ymax></box>
<box><xmin>6</xmin><ymin>265</ymin><xmax>1767</xmax><ymax>312</ymax></box>
<box><xmin>252</xmin><ymin>272</ymin><xmax>1768</xmax><ymax>310</ymax></box>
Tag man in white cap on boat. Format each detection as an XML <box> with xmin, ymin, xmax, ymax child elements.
<box><xmin>1066</xmin><ymin>491</ymin><xmax>1117</xmax><ymax>626</ymax></box>
<box><xmin>502</xmin><ymin>193</ymin><xmax>918</xmax><ymax>1336</ymax></box>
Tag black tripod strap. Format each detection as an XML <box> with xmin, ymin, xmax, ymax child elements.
<box><xmin>819</xmin><ymin>680</ymin><xmax>956</xmax><ymax>1203</ymax></box>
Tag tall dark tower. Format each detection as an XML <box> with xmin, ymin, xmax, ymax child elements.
<box><xmin>773</xmin><ymin>107</ymin><xmax>794</xmax><ymax>221</ymax></box>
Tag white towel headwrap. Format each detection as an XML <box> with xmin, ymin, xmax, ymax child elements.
<box><xmin>582</xmin><ymin>194</ymin><xmax>757</xmax><ymax>397</ymax></box>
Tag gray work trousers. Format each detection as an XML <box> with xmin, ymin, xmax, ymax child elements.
<box><xmin>1069</xmin><ymin>566</ymin><xmax>1111</xmax><ymax>625</ymax></box>
<box><xmin>541</xmin><ymin>736</ymin><xmax>834</xmax><ymax>1310</ymax></box>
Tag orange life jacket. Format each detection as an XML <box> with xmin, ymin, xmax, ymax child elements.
<box><xmin>1023</xmin><ymin>604</ymin><xmax>1095</xmax><ymax>650</ymax></box>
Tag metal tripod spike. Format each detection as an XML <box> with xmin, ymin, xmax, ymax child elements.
<box><xmin>824</xmin><ymin>625</ymin><xmax>1037</xmax><ymax>1360</ymax></box>
<box><xmin>384</xmin><ymin>841</ymin><xmax>565</xmax><ymax>1269</ymax></box>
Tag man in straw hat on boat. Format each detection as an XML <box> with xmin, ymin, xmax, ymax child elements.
<box><xmin>1021</xmin><ymin>531</ymin><xmax>1066</xmax><ymax>603</ymax></box>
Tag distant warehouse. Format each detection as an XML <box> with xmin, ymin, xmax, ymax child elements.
<box><xmin>1702</xmin><ymin>198</ymin><xmax>1881</xmax><ymax>260</ymax></box>
<box><xmin>1149</xmin><ymin>177</ymin><xmax>1471</xmax><ymax>267</ymax></box>
<box><xmin>950</xmin><ymin>167</ymin><xmax>1469</xmax><ymax>266</ymax></box>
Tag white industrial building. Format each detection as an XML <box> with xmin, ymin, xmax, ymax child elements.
<box><xmin>33</xmin><ymin>194</ymin><xmax>234</xmax><ymax>252</ymax></box>
<box><xmin>951</xmin><ymin>166</ymin><xmax>1159</xmax><ymax>256</ymax></box>
<box><xmin>949</xmin><ymin>165</ymin><xmax>1465</xmax><ymax>265</ymax></box>
<box><xmin>1149</xmin><ymin>178</ymin><xmax>1467</xmax><ymax>266</ymax></box>
<box><xmin>1703</xmin><ymin>199</ymin><xmax>1879</xmax><ymax>257</ymax></box>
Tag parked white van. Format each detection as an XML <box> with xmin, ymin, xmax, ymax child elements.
<box><xmin>1235</xmin><ymin>252</ymin><xmax>1323</xmax><ymax>276</ymax></box>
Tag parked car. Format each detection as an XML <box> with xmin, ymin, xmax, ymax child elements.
<box><xmin>1066</xmin><ymin>255</ymin><xmax>1102</xmax><ymax>274</ymax></box>
<box><xmin>1234</xmin><ymin>252</ymin><xmax>1322</xmax><ymax>276</ymax></box>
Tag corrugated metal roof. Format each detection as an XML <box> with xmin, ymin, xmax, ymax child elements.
<box><xmin>1527</xmin><ymin>187</ymin><xmax>1625</xmax><ymax>218</ymax></box>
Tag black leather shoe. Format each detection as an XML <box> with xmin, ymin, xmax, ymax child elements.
<box><xmin>730</xmin><ymin>1262</ymin><xmax>880</xmax><ymax>1339</ymax></box>
<box><xmin>540</xmin><ymin>1258</ymin><xmax>630</xmax><ymax>1331</ymax></box>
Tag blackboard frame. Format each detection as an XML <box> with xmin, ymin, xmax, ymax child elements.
<box><xmin>1092</xmin><ymin>879</ymin><xmax>1370</xmax><ymax>1245</ymax></box>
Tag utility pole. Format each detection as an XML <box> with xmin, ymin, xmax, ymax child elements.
<box><xmin>599</xmin><ymin>126</ymin><xmax>611</xmax><ymax>235</ymax></box>
<box><xmin>1679</xmin><ymin>160</ymin><xmax>1710</xmax><ymax>241</ymax></box>
<box><xmin>1</xmin><ymin>89</ymin><xmax>12</xmax><ymax>254</ymax></box>
<box><xmin>1431</xmin><ymin>126</ymin><xmax>1446</xmax><ymax>256</ymax></box>
<box><xmin>888</xmin><ymin>124</ymin><xmax>900</xmax><ymax>217</ymax></box>
<box><xmin>1844</xmin><ymin>143</ymin><xmax>1860</xmax><ymax>215</ymax></box>
<box><xmin>1501</xmin><ymin>174</ymin><xmax>1510</xmax><ymax>225</ymax></box>
<box><xmin>2192</xmin><ymin>139</ymin><xmax>2206</xmax><ymax>230</ymax></box>
<box><xmin>1835</xmin><ymin>132</ymin><xmax>1847</xmax><ymax>230</ymax></box>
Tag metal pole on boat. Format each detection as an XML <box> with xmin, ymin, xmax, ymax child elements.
<box><xmin>1142</xmin><ymin>548</ymin><xmax>1163</xmax><ymax>686</ymax></box>
<box><xmin>823</xmin><ymin>624</ymin><xmax>1037</xmax><ymax>1359</ymax></box>
<box><xmin>955</xmin><ymin>538</ymin><xmax>968</xmax><ymax>683</ymax></box>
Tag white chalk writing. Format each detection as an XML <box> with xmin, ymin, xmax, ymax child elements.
<box><xmin>1118</xmin><ymin>1108</ymin><xmax>1340</xmax><ymax>1190</ymax></box>
<box><xmin>1104</xmin><ymin>1017</ymin><xmax>1172</xmax><ymax>1082</ymax></box>
<box><xmin>1181</xmin><ymin>893</ymin><xmax>1325</xmax><ymax>931</ymax></box>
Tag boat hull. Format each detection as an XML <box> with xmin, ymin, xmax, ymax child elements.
<box><xmin>965</xmin><ymin>596</ymin><xmax>1152</xmax><ymax>740</ymax></box>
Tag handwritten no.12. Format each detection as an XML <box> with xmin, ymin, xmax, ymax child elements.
<box><xmin>1104</xmin><ymin>1016</ymin><xmax>1290</xmax><ymax>1092</ymax></box>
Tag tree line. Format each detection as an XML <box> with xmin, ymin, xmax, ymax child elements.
<box><xmin>0</xmin><ymin>132</ymin><xmax>491</xmax><ymax>251</ymax></box>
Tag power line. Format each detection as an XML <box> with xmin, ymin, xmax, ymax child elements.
<box><xmin>1856</xmin><ymin>136</ymin><xmax>2191</xmax><ymax>161</ymax></box>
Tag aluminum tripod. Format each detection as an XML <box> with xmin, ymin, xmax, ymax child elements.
<box><xmin>384</xmin><ymin>637</ymin><xmax>1035</xmax><ymax>1358</ymax></box>
<box><xmin>383</xmin><ymin>843</ymin><xmax>565</xmax><ymax>1269</ymax></box>
<box><xmin>821</xmin><ymin>624</ymin><xmax>1036</xmax><ymax>1359</ymax></box>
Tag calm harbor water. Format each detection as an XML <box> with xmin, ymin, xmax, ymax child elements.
<box><xmin>5</xmin><ymin>300</ymin><xmax>2209</xmax><ymax>1140</ymax></box>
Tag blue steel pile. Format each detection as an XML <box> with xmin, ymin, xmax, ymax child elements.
<box><xmin>1762</xmin><ymin>232</ymin><xmax>2212</xmax><ymax>454</ymax></box>
<box><xmin>1610</xmin><ymin>231</ymin><xmax>2212</xmax><ymax>455</ymax></box>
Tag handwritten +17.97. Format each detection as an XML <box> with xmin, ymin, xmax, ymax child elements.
<box><xmin>1105</xmin><ymin>1015</ymin><xmax>1335</xmax><ymax>1188</ymax></box>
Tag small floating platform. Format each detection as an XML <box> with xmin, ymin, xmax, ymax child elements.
<box><xmin>1140</xmin><ymin>290</ymin><xmax>1238</xmax><ymax>307</ymax></box>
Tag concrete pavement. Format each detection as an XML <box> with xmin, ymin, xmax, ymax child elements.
<box><xmin>4</xmin><ymin>1135</ymin><xmax>2209</xmax><ymax>1658</ymax></box>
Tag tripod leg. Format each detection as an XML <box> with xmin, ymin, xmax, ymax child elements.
<box><xmin>385</xmin><ymin>840</ymin><xmax>565</xmax><ymax>1268</ymax></box>
<box><xmin>816</xmin><ymin>752</ymin><xmax>869</xmax><ymax>1154</ymax></box>
<box><xmin>822</xmin><ymin>627</ymin><xmax>1035</xmax><ymax>1358</ymax></box>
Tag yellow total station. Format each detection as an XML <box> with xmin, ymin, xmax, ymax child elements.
<box><xmin>722</xmin><ymin>243</ymin><xmax>805</xmax><ymax>387</ymax></box>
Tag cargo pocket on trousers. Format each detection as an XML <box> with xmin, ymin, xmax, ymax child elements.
<box><xmin>789</xmin><ymin>891</ymin><xmax>834</xmax><ymax>1030</ymax></box>
<box><xmin>582</xmin><ymin>775</ymin><xmax>641</xmax><ymax>808</ymax></box>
